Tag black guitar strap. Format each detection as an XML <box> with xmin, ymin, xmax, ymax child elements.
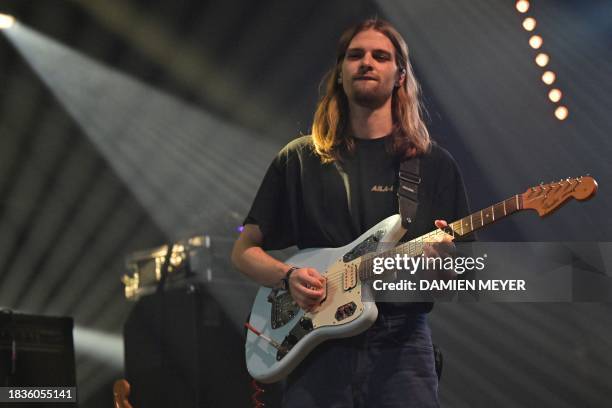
<box><xmin>398</xmin><ymin>158</ymin><xmax>420</xmax><ymax>229</ymax></box>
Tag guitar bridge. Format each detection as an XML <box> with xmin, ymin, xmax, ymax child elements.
<box><xmin>276</xmin><ymin>317</ymin><xmax>314</xmax><ymax>361</ymax></box>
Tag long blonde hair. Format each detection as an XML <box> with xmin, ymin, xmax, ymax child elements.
<box><xmin>311</xmin><ymin>19</ymin><xmax>431</xmax><ymax>163</ymax></box>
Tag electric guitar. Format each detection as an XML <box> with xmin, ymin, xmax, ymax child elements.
<box><xmin>245</xmin><ymin>176</ymin><xmax>597</xmax><ymax>383</ymax></box>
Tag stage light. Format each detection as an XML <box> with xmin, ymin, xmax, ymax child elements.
<box><xmin>554</xmin><ymin>106</ymin><xmax>568</xmax><ymax>120</ymax></box>
<box><xmin>2</xmin><ymin>22</ymin><xmax>274</xmax><ymax>331</ymax></box>
<box><xmin>0</xmin><ymin>13</ymin><xmax>15</xmax><ymax>29</ymax></box>
<box><xmin>516</xmin><ymin>1</ymin><xmax>530</xmax><ymax>13</ymax></box>
<box><xmin>522</xmin><ymin>17</ymin><xmax>536</xmax><ymax>31</ymax></box>
<box><xmin>548</xmin><ymin>89</ymin><xmax>562</xmax><ymax>103</ymax></box>
<box><xmin>542</xmin><ymin>71</ymin><xmax>556</xmax><ymax>85</ymax></box>
<box><xmin>535</xmin><ymin>53</ymin><xmax>549</xmax><ymax>67</ymax></box>
<box><xmin>529</xmin><ymin>35</ymin><xmax>543</xmax><ymax>49</ymax></box>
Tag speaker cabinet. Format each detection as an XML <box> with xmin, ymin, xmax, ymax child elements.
<box><xmin>0</xmin><ymin>312</ymin><xmax>75</xmax><ymax>407</ymax></box>
<box><xmin>124</xmin><ymin>284</ymin><xmax>252</xmax><ymax>408</ymax></box>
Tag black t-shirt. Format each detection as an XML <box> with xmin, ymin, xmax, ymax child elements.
<box><xmin>245</xmin><ymin>135</ymin><xmax>471</xmax><ymax>251</ymax></box>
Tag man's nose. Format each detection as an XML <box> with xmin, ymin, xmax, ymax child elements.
<box><xmin>358</xmin><ymin>56</ymin><xmax>373</xmax><ymax>72</ymax></box>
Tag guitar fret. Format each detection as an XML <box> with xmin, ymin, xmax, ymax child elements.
<box><xmin>451</xmin><ymin>220</ymin><xmax>462</xmax><ymax>236</ymax></box>
<box><xmin>515</xmin><ymin>194</ymin><xmax>519</xmax><ymax>210</ymax></box>
<box><xmin>357</xmin><ymin>192</ymin><xmax>530</xmax><ymax>282</ymax></box>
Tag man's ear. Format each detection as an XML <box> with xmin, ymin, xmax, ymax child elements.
<box><xmin>395</xmin><ymin>67</ymin><xmax>407</xmax><ymax>87</ymax></box>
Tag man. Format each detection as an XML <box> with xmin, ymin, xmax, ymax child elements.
<box><xmin>232</xmin><ymin>18</ymin><xmax>470</xmax><ymax>407</ymax></box>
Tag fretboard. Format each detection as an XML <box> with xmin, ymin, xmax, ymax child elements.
<box><xmin>358</xmin><ymin>194</ymin><xmax>523</xmax><ymax>281</ymax></box>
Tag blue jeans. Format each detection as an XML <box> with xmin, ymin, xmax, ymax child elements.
<box><xmin>282</xmin><ymin>309</ymin><xmax>439</xmax><ymax>408</ymax></box>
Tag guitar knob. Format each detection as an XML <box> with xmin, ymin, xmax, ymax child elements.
<box><xmin>300</xmin><ymin>317</ymin><xmax>313</xmax><ymax>331</ymax></box>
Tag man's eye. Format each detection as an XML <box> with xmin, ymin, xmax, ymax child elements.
<box><xmin>374</xmin><ymin>53</ymin><xmax>391</xmax><ymax>61</ymax></box>
<box><xmin>346</xmin><ymin>53</ymin><xmax>362</xmax><ymax>60</ymax></box>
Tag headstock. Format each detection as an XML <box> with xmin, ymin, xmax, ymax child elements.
<box><xmin>113</xmin><ymin>379</ymin><xmax>133</xmax><ymax>408</ymax></box>
<box><xmin>522</xmin><ymin>176</ymin><xmax>597</xmax><ymax>217</ymax></box>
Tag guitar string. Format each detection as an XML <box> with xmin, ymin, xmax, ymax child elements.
<box><xmin>523</xmin><ymin>185</ymin><xmax>577</xmax><ymax>204</ymax></box>
<box><xmin>319</xmin><ymin>195</ymin><xmax>519</xmax><ymax>288</ymax></box>
<box><xmin>289</xmin><ymin>180</ymin><xmax>586</xmax><ymax>307</ymax></box>
<box><xmin>319</xmin><ymin>191</ymin><xmax>524</xmax><ymax>287</ymax></box>
<box><xmin>321</xmin><ymin>183</ymin><xmax>579</xmax><ymax>288</ymax></box>
<box><xmin>294</xmin><ymin>237</ymin><xmax>434</xmax><ymax>294</ymax></box>
<box><xmin>322</xmin><ymin>200</ymin><xmax>507</xmax><ymax>286</ymax></box>
<box><xmin>319</xmin><ymin>228</ymin><xmax>451</xmax><ymax>289</ymax></box>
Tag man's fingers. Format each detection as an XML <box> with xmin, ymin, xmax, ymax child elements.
<box><xmin>298</xmin><ymin>274</ymin><xmax>323</xmax><ymax>289</ymax></box>
<box><xmin>288</xmin><ymin>267</ymin><xmax>326</xmax><ymax>311</ymax></box>
<box><xmin>423</xmin><ymin>241</ymin><xmax>456</xmax><ymax>258</ymax></box>
<box><xmin>434</xmin><ymin>219</ymin><xmax>448</xmax><ymax>229</ymax></box>
<box><xmin>423</xmin><ymin>243</ymin><xmax>439</xmax><ymax>258</ymax></box>
<box><xmin>440</xmin><ymin>234</ymin><xmax>454</xmax><ymax>243</ymax></box>
<box><xmin>295</xmin><ymin>284</ymin><xmax>324</xmax><ymax>299</ymax></box>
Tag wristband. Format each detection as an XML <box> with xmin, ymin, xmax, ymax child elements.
<box><xmin>280</xmin><ymin>266</ymin><xmax>299</xmax><ymax>291</ymax></box>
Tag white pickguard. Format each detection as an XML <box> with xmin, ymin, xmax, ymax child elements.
<box><xmin>245</xmin><ymin>214</ymin><xmax>406</xmax><ymax>383</ymax></box>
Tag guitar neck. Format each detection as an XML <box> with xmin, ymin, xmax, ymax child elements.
<box><xmin>446</xmin><ymin>193</ymin><xmax>523</xmax><ymax>237</ymax></box>
<box><xmin>358</xmin><ymin>194</ymin><xmax>523</xmax><ymax>281</ymax></box>
<box><xmin>357</xmin><ymin>175</ymin><xmax>598</xmax><ymax>281</ymax></box>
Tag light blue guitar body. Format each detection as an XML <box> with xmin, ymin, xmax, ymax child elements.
<box><xmin>245</xmin><ymin>214</ymin><xmax>405</xmax><ymax>383</ymax></box>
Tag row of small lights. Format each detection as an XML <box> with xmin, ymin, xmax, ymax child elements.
<box><xmin>516</xmin><ymin>0</ymin><xmax>568</xmax><ymax>121</ymax></box>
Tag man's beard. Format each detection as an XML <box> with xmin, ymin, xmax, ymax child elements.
<box><xmin>351</xmin><ymin>86</ymin><xmax>392</xmax><ymax>109</ymax></box>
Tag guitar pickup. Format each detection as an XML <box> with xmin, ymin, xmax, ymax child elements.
<box><xmin>343</xmin><ymin>263</ymin><xmax>358</xmax><ymax>291</ymax></box>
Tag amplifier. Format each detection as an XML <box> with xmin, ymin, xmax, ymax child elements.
<box><xmin>122</xmin><ymin>235</ymin><xmax>210</xmax><ymax>299</ymax></box>
<box><xmin>122</xmin><ymin>235</ymin><xmax>248</xmax><ymax>300</ymax></box>
<box><xmin>0</xmin><ymin>311</ymin><xmax>76</xmax><ymax>387</ymax></box>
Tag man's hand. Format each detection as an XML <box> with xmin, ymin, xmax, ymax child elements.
<box><xmin>423</xmin><ymin>219</ymin><xmax>455</xmax><ymax>259</ymax></box>
<box><xmin>288</xmin><ymin>268</ymin><xmax>326</xmax><ymax>312</ymax></box>
<box><xmin>422</xmin><ymin>220</ymin><xmax>457</xmax><ymax>291</ymax></box>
